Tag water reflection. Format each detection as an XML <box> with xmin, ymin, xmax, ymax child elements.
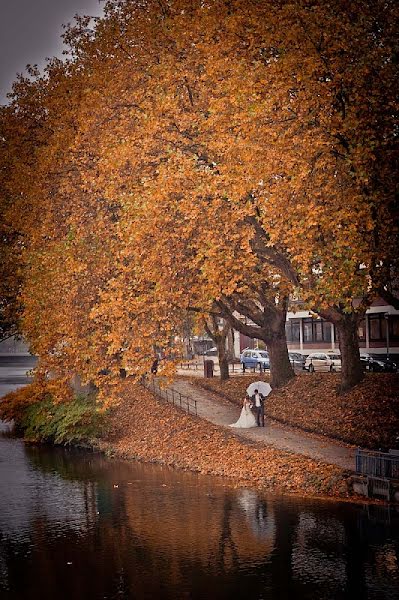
<box><xmin>0</xmin><ymin>436</ymin><xmax>398</xmax><ymax>600</ymax></box>
<box><xmin>1</xmin><ymin>354</ymin><xmax>399</xmax><ymax>600</ymax></box>
<box><xmin>0</xmin><ymin>443</ymin><xmax>96</xmax><ymax>544</ymax></box>
<box><xmin>292</xmin><ymin>512</ymin><xmax>346</xmax><ymax>591</ymax></box>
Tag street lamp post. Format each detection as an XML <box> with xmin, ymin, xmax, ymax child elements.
<box><xmin>384</xmin><ymin>313</ymin><xmax>390</xmax><ymax>359</ymax></box>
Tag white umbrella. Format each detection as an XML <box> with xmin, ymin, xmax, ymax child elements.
<box><xmin>246</xmin><ymin>381</ymin><xmax>272</xmax><ymax>397</ymax></box>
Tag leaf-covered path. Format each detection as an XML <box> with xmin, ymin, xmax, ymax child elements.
<box><xmin>170</xmin><ymin>379</ymin><xmax>356</xmax><ymax>471</ymax></box>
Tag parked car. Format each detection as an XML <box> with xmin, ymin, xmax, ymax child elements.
<box><xmin>360</xmin><ymin>353</ymin><xmax>398</xmax><ymax>372</ymax></box>
<box><xmin>288</xmin><ymin>352</ymin><xmax>306</xmax><ymax>370</ymax></box>
<box><xmin>204</xmin><ymin>346</ymin><xmax>218</xmax><ymax>357</ymax></box>
<box><xmin>304</xmin><ymin>352</ymin><xmax>342</xmax><ymax>372</ymax></box>
<box><xmin>240</xmin><ymin>349</ymin><xmax>270</xmax><ymax>371</ymax></box>
<box><xmin>373</xmin><ymin>355</ymin><xmax>398</xmax><ymax>372</ymax></box>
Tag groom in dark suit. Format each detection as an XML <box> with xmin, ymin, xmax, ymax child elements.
<box><xmin>251</xmin><ymin>389</ymin><xmax>265</xmax><ymax>427</ymax></box>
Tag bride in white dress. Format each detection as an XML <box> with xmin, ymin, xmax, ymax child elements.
<box><xmin>229</xmin><ymin>397</ymin><xmax>257</xmax><ymax>428</ymax></box>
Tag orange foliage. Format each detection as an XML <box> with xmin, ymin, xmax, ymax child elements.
<box><xmin>1</xmin><ymin>0</ymin><xmax>397</xmax><ymax>396</ymax></box>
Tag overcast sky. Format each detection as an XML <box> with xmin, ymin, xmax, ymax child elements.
<box><xmin>0</xmin><ymin>0</ymin><xmax>105</xmax><ymax>104</ymax></box>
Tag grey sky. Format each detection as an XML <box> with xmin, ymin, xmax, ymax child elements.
<box><xmin>0</xmin><ymin>0</ymin><xmax>105</xmax><ymax>103</ymax></box>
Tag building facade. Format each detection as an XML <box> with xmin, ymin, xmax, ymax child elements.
<box><xmin>236</xmin><ymin>299</ymin><xmax>399</xmax><ymax>359</ymax></box>
<box><xmin>286</xmin><ymin>299</ymin><xmax>399</xmax><ymax>358</ymax></box>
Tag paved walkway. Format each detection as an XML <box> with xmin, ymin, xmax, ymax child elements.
<box><xmin>170</xmin><ymin>379</ymin><xmax>356</xmax><ymax>471</ymax></box>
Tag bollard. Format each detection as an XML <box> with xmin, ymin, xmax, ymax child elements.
<box><xmin>204</xmin><ymin>359</ymin><xmax>214</xmax><ymax>378</ymax></box>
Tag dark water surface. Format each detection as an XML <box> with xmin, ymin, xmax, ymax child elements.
<box><xmin>0</xmin><ymin>358</ymin><xmax>398</xmax><ymax>600</ymax></box>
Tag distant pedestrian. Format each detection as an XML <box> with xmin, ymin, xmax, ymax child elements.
<box><xmin>151</xmin><ymin>358</ymin><xmax>159</xmax><ymax>374</ymax></box>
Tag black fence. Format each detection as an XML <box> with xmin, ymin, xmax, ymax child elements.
<box><xmin>179</xmin><ymin>359</ymin><xmax>304</xmax><ymax>375</ymax></box>
<box><xmin>179</xmin><ymin>361</ymin><xmax>246</xmax><ymax>373</ymax></box>
<box><xmin>180</xmin><ymin>361</ymin><xmax>273</xmax><ymax>375</ymax></box>
<box><xmin>355</xmin><ymin>449</ymin><xmax>399</xmax><ymax>479</ymax></box>
<box><xmin>142</xmin><ymin>378</ymin><xmax>197</xmax><ymax>416</ymax></box>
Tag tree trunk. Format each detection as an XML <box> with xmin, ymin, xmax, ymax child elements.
<box><xmin>216</xmin><ymin>337</ymin><xmax>230</xmax><ymax>381</ymax></box>
<box><xmin>203</xmin><ymin>315</ymin><xmax>231</xmax><ymax>381</ymax></box>
<box><xmin>335</xmin><ymin>315</ymin><xmax>364</xmax><ymax>392</ymax></box>
<box><xmin>267</xmin><ymin>334</ymin><xmax>295</xmax><ymax>389</ymax></box>
<box><xmin>262</xmin><ymin>306</ymin><xmax>295</xmax><ymax>388</ymax></box>
<box><xmin>216</xmin><ymin>296</ymin><xmax>295</xmax><ymax>388</ymax></box>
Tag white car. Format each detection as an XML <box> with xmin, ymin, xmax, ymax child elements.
<box><xmin>304</xmin><ymin>352</ymin><xmax>341</xmax><ymax>372</ymax></box>
<box><xmin>204</xmin><ymin>346</ymin><xmax>218</xmax><ymax>356</ymax></box>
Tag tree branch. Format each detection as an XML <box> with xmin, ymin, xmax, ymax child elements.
<box><xmin>245</xmin><ymin>215</ymin><xmax>301</xmax><ymax>287</ymax></box>
<box><xmin>215</xmin><ymin>299</ymin><xmax>264</xmax><ymax>339</ymax></box>
<box><xmin>184</xmin><ymin>76</ymin><xmax>194</xmax><ymax>107</ymax></box>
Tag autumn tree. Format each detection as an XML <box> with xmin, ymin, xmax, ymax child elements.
<box><xmin>0</xmin><ymin>68</ymin><xmax>53</xmax><ymax>342</ymax></box>
<box><xmin>0</xmin><ymin>107</ymin><xmax>21</xmax><ymax>340</ymax></box>
<box><xmin>3</xmin><ymin>0</ymin><xmax>398</xmax><ymax>397</ymax></box>
<box><xmin>77</xmin><ymin>0</ymin><xmax>396</xmax><ymax>391</ymax></box>
<box><xmin>202</xmin><ymin>315</ymin><xmax>232</xmax><ymax>381</ymax></box>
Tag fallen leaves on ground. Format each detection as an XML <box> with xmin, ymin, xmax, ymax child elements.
<box><xmin>192</xmin><ymin>373</ymin><xmax>399</xmax><ymax>450</ymax></box>
<box><xmin>98</xmin><ymin>380</ymin><xmax>351</xmax><ymax>499</ymax></box>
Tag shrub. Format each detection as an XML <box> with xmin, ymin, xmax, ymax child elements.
<box><xmin>0</xmin><ymin>383</ymin><xmax>107</xmax><ymax>445</ymax></box>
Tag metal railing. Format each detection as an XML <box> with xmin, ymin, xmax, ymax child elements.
<box><xmin>355</xmin><ymin>449</ymin><xmax>399</xmax><ymax>479</ymax></box>
<box><xmin>367</xmin><ymin>476</ymin><xmax>391</xmax><ymax>501</ymax></box>
<box><xmin>179</xmin><ymin>359</ymin><xmax>304</xmax><ymax>374</ymax></box>
<box><xmin>179</xmin><ymin>361</ymin><xmax>273</xmax><ymax>374</ymax></box>
<box><xmin>142</xmin><ymin>378</ymin><xmax>197</xmax><ymax>416</ymax></box>
<box><xmin>179</xmin><ymin>361</ymin><xmax>243</xmax><ymax>373</ymax></box>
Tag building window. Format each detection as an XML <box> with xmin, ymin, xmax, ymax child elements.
<box><xmin>368</xmin><ymin>314</ymin><xmax>389</xmax><ymax>341</ymax></box>
<box><xmin>303</xmin><ymin>319</ymin><xmax>313</xmax><ymax>342</ymax></box>
<box><xmin>302</xmin><ymin>318</ymin><xmax>331</xmax><ymax>343</ymax></box>
<box><xmin>286</xmin><ymin>319</ymin><xmax>300</xmax><ymax>342</ymax></box>
<box><xmin>391</xmin><ymin>316</ymin><xmax>399</xmax><ymax>340</ymax></box>
<box><xmin>358</xmin><ymin>319</ymin><xmax>366</xmax><ymax>341</ymax></box>
<box><xmin>324</xmin><ymin>322</ymin><xmax>332</xmax><ymax>342</ymax></box>
<box><xmin>369</xmin><ymin>316</ymin><xmax>380</xmax><ymax>340</ymax></box>
<box><xmin>314</xmin><ymin>321</ymin><xmax>323</xmax><ymax>341</ymax></box>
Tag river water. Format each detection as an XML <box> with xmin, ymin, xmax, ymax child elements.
<box><xmin>0</xmin><ymin>357</ymin><xmax>398</xmax><ymax>600</ymax></box>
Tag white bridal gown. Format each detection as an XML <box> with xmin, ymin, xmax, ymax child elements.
<box><xmin>230</xmin><ymin>404</ymin><xmax>257</xmax><ymax>429</ymax></box>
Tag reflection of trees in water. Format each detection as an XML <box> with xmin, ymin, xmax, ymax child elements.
<box><xmin>25</xmin><ymin>444</ymin><xmax>111</xmax><ymax>484</ymax></box>
<box><xmin>367</xmin><ymin>542</ymin><xmax>399</xmax><ymax>596</ymax></box>
<box><xmin>0</xmin><ymin>441</ymin><xmax>99</xmax><ymax>545</ymax></box>
<box><xmin>3</xmin><ymin>444</ymin><xmax>399</xmax><ymax>599</ymax></box>
<box><xmin>121</xmin><ymin>483</ymin><xmax>276</xmax><ymax>575</ymax></box>
<box><xmin>113</xmin><ymin>485</ymin><xmax>278</xmax><ymax>597</ymax></box>
<box><xmin>291</xmin><ymin>512</ymin><xmax>346</xmax><ymax>593</ymax></box>
<box><xmin>9</xmin><ymin>447</ymin><xmax>279</xmax><ymax>597</ymax></box>
<box><xmin>290</xmin><ymin>504</ymin><xmax>399</xmax><ymax>600</ymax></box>
<box><xmin>24</xmin><ymin>447</ymin><xmax>273</xmax><ymax>576</ymax></box>
<box><xmin>217</xmin><ymin>496</ymin><xmax>239</xmax><ymax>571</ymax></box>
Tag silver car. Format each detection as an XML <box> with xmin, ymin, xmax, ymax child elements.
<box><xmin>304</xmin><ymin>352</ymin><xmax>342</xmax><ymax>372</ymax></box>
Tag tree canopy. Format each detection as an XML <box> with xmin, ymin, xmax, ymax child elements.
<box><xmin>1</xmin><ymin>0</ymin><xmax>398</xmax><ymax>395</ymax></box>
